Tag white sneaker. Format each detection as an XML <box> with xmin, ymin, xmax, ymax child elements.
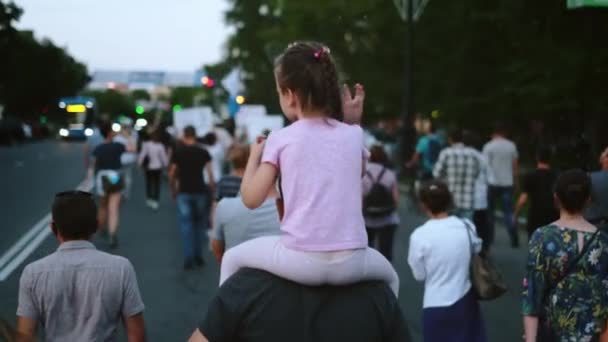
<box><xmin>150</xmin><ymin>200</ymin><xmax>159</xmax><ymax>210</ymax></box>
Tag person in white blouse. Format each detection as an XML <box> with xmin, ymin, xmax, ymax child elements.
<box><xmin>407</xmin><ymin>180</ymin><xmax>487</xmax><ymax>342</ymax></box>
<box><xmin>138</xmin><ymin>130</ymin><xmax>169</xmax><ymax>210</ymax></box>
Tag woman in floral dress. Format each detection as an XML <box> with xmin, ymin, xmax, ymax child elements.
<box><xmin>523</xmin><ymin>169</ymin><xmax>608</xmax><ymax>341</ymax></box>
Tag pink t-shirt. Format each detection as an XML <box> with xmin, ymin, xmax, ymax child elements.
<box><xmin>262</xmin><ymin>118</ymin><xmax>369</xmax><ymax>251</ymax></box>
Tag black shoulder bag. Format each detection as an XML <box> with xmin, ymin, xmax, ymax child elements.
<box><xmin>537</xmin><ymin>229</ymin><xmax>600</xmax><ymax>341</ymax></box>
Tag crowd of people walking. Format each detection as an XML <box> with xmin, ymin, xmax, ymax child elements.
<box><xmin>8</xmin><ymin>40</ymin><xmax>608</xmax><ymax>342</ymax></box>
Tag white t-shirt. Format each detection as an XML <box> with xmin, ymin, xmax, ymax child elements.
<box><xmin>204</xmin><ymin>144</ymin><xmax>224</xmax><ymax>184</ymax></box>
<box><xmin>408</xmin><ymin>216</ymin><xmax>482</xmax><ymax>308</ymax></box>
<box><xmin>483</xmin><ymin>137</ymin><xmax>518</xmax><ymax>187</ymax></box>
<box><xmin>473</xmin><ymin>150</ymin><xmax>493</xmax><ymax>210</ymax></box>
<box><xmin>113</xmin><ymin>134</ymin><xmax>137</xmax><ymax>166</ymax></box>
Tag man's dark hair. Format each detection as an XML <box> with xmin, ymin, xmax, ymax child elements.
<box><xmin>274</xmin><ymin>41</ymin><xmax>343</xmax><ymax>121</ymax></box>
<box><xmin>52</xmin><ymin>192</ymin><xmax>98</xmax><ymax>240</ymax></box>
<box><xmin>447</xmin><ymin>127</ymin><xmax>463</xmax><ymax>143</ymax></box>
<box><xmin>99</xmin><ymin>122</ymin><xmax>113</xmax><ymax>139</ymax></box>
<box><xmin>536</xmin><ymin>146</ymin><xmax>552</xmax><ymax>164</ymax></box>
<box><xmin>493</xmin><ymin>122</ymin><xmax>506</xmax><ymax>135</ymax></box>
<box><xmin>183</xmin><ymin>125</ymin><xmax>196</xmax><ymax>138</ymax></box>
<box><xmin>462</xmin><ymin>129</ymin><xmax>479</xmax><ymax>149</ymax></box>
<box><xmin>202</xmin><ymin>132</ymin><xmax>217</xmax><ymax>146</ymax></box>
<box><xmin>555</xmin><ymin>169</ymin><xmax>591</xmax><ymax>214</ymax></box>
<box><xmin>418</xmin><ymin>180</ymin><xmax>452</xmax><ymax>214</ymax></box>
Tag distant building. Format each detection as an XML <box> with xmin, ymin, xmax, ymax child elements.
<box><xmin>88</xmin><ymin>70</ymin><xmax>203</xmax><ymax>91</ymax></box>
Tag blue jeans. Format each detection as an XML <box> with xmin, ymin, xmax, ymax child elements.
<box><xmin>488</xmin><ymin>186</ymin><xmax>518</xmax><ymax>247</ymax></box>
<box><xmin>176</xmin><ymin>193</ymin><xmax>210</xmax><ymax>261</ymax></box>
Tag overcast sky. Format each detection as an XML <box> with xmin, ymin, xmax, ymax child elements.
<box><xmin>13</xmin><ymin>0</ymin><xmax>231</xmax><ymax>72</ymax></box>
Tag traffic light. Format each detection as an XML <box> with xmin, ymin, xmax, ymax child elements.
<box><xmin>201</xmin><ymin>76</ymin><xmax>214</xmax><ymax>88</ymax></box>
<box><xmin>135</xmin><ymin>105</ymin><xmax>144</xmax><ymax>115</ymax></box>
<box><xmin>236</xmin><ymin>95</ymin><xmax>245</xmax><ymax>105</ymax></box>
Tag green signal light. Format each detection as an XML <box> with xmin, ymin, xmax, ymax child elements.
<box><xmin>40</xmin><ymin>116</ymin><xmax>47</xmax><ymax>124</ymax></box>
<box><xmin>173</xmin><ymin>104</ymin><xmax>182</xmax><ymax>112</ymax></box>
<box><xmin>135</xmin><ymin>105</ymin><xmax>144</xmax><ymax>115</ymax></box>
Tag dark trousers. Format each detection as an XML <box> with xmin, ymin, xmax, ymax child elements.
<box><xmin>366</xmin><ymin>225</ymin><xmax>397</xmax><ymax>261</ymax></box>
<box><xmin>488</xmin><ymin>186</ymin><xmax>518</xmax><ymax>247</ymax></box>
<box><xmin>473</xmin><ymin>209</ymin><xmax>491</xmax><ymax>256</ymax></box>
<box><xmin>422</xmin><ymin>290</ymin><xmax>487</xmax><ymax>342</ymax></box>
<box><xmin>145</xmin><ymin>169</ymin><xmax>162</xmax><ymax>200</ymax></box>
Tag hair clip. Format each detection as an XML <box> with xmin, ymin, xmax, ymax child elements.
<box><xmin>313</xmin><ymin>47</ymin><xmax>331</xmax><ymax>60</ymax></box>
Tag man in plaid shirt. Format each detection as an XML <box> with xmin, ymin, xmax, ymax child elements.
<box><xmin>432</xmin><ymin>128</ymin><xmax>481</xmax><ymax>220</ymax></box>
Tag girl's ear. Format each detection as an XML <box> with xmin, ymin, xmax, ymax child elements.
<box><xmin>286</xmin><ymin>88</ymin><xmax>298</xmax><ymax>108</ymax></box>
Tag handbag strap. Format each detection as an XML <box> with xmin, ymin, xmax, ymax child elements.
<box><xmin>544</xmin><ymin>228</ymin><xmax>600</xmax><ymax>297</ymax></box>
<box><xmin>460</xmin><ymin>218</ymin><xmax>476</xmax><ymax>256</ymax></box>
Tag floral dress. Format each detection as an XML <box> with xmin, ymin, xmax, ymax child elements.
<box><xmin>522</xmin><ymin>225</ymin><xmax>608</xmax><ymax>341</ymax></box>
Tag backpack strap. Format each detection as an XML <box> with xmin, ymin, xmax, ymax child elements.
<box><xmin>365</xmin><ymin>170</ymin><xmax>375</xmax><ymax>183</ymax></box>
<box><xmin>376</xmin><ymin>167</ymin><xmax>387</xmax><ymax>183</ymax></box>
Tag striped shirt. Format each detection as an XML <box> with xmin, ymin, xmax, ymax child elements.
<box><xmin>216</xmin><ymin>175</ymin><xmax>242</xmax><ymax>201</ymax></box>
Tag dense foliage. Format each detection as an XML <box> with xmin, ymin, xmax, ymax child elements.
<box><xmin>0</xmin><ymin>1</ymin><xmax>89</xmax><ymax>120</ymax></box>
<box><xmin>215</xmin><ymin>0</ymin><xmax>608</xmax><ymax>164</ymax></box>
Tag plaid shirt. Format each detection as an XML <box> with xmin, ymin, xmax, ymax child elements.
<box><xmin>433</xmin><ymin>143</ymin><xmax>481</xmax><ymax>210</ymax></box>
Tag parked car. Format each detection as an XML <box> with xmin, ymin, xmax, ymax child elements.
<box><xmin>0</xmin><ymin>118</ymin><xmax>26</xmax><ymax>145</ymax></box>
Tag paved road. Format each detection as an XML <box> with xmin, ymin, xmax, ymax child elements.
<box><xmin>0</xmin><ymin>140</ymin><xmax>528</xmax><ymax>341</ymax></box>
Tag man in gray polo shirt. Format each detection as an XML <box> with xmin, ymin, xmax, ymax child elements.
<box><xmin>16</xmin><ymin>191</ymin><xmax>146</xmax><ymax>342</ymax></box>
<box><xmin>211</xmin><ymin>186</ymin><xmax>280</xmax><ymax>262</ymax></box>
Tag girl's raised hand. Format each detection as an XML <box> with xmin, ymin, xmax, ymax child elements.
<box><xmin>342</xmin><ymin>83</ymin><xmax>365</xmax><ymax>125</ymax></box>
<box><xmin>250</xmin><ymin>136</ymin><xmax>267</xmax><ymax>160</ymax></box>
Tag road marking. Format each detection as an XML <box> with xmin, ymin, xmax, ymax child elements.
<box><xmin>0</xmin><ymin>213</ymin><xmax>51</xmax><ymax>270</ymax></box>
<box><xmin>0</xmin><ymin>178</ymin><xmax>92</xmax><ymax>281</ymax></box>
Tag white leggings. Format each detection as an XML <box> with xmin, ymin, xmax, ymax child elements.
<box><xmin>219</xmin><ymin>235</ymin><xmax>400</xmax><ymax>296</ymax></box>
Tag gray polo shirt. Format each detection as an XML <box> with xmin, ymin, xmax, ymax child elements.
<box><xmin>17</xmin><ymin>240</ymin><xmax>145</xmax><ymax>342</ymax></box>
<box><xmin>212</xmin><ymin>197</ymin><xmax>281</xmax><ymax>250</ymax></box>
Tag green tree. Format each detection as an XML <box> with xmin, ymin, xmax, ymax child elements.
<box><xmin>82</xmin><ymin>90</ymin><xmax>134</xmax><ymax>118</ymax></box>
<box><xmin>131</xmin><ymin>89</ymin><xmax>151</xmax><ymax>101</ymax></box>
<box><xmin>220</xmin><ymin>0</ymin><xmax>608</xmax><ymax>164</ymax></box>
<box><xmin>0</xmin><ymin>1</ymin><xmax>89</xmax><ymax>120</ymax></box>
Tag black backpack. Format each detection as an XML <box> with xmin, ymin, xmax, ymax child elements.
<box><xmin>427</xmin><ymin>137</ymin><xmax>442</xmax><ymax>166</ymax></box>
<box><xmin>363</xmin><ymin>168</ymin><xmax>396</xmax><ymax>217</ymax></box>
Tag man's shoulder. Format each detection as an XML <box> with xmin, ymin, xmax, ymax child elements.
<box><xmin>22</xmin><ymin>252</ymin><xmax>59</xmax><ymax>274</ymax></box>
<box><xmin>217</xmin><ymin>197</ymin><xmax>246</xmax><ymax>211</ymax></box>
<box><xmin>25</xmin><ymin>249</ymin><xmax>132</xmax><ymax>274</ymax></box>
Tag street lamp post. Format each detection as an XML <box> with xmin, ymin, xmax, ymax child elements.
<box><xmin>404</xmin><ymin>0</ymin><xmax>414</xmax><ymax>130</ymax></box>
<box><xmin>393</xmin><ymin>0</ymin><xmax>429</xmax><ymax>164</ymax></box>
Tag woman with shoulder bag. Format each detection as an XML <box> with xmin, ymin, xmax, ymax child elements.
<box><xmin>523</xmin><ymin>169</ymin><xmax>608</xmax><ymax>342</ymax></box>
<box><xmin>407</xmin><ymin>180</ymin><xmax>487</xmax><ymax>342</ymax></box>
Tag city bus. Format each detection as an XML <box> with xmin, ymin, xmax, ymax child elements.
<box><xmin>57</xmin><ymin>96</ymin><xmax>96</xmax><ymax>140</ymax></box>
